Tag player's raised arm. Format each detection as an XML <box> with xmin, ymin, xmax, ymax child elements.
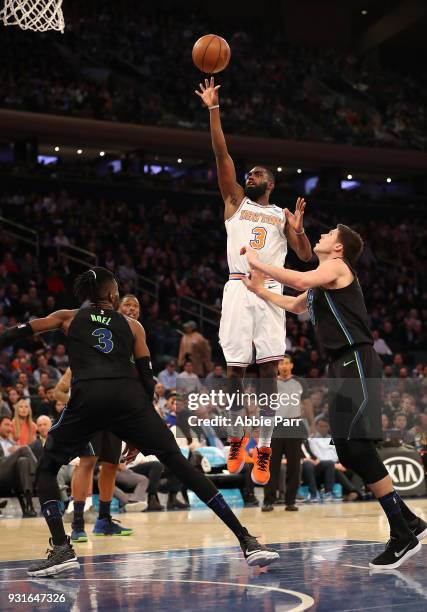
<box><xmin>195</xmin><ymin>77</ymin><xmax>244</xmax><ymax>218</ymax></box>
<box><xmin>284</xmin><ymin>197</ymin><xmax>312</xmax><ymax>262</ymax></box>
<box><xmin>0</xmin><ymin>310</ymin><xmax>74</xmax><ymax>350</ymax></box>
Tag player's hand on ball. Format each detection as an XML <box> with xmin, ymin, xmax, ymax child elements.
<box><xmin>284</xmin><ymin>197</ymin><xmax>306</xmax><ymax>233</ymax></box>
<box><xmin>195</xmin><ymin>77</ymin><xmax>221</xmax><ymax>107</ymax></box>
<box><xmin>242</xmin><ymin>268</ymin><xmax>264</xmax><ymax>294</ymax></box>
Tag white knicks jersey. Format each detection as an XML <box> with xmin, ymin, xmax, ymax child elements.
<box><xmin>225</xmin><ymin>197</ymin><xmax>287</xmax><ymax>275</ymax></box>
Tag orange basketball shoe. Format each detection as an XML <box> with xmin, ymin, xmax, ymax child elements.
<box><xmin>251</xmin><ymin>447</ymin><xmax>272</xmax><ymax>485</ymax></box>
<box><xmin>227</xmin><ymin>436</ymin><xmax>249</xmax><ymax>474</ymax></box>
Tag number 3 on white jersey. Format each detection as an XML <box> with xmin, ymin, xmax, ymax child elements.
<box><xmin>250</xmin><ymin>226</ymin><xmax>267</xmax><ymax>250</ymax></box>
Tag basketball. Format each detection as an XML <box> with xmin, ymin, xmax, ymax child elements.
<box><xmin>192</xmin><ymin>34</ymin><xmax>231</xmax><ymax>74</ymax></box>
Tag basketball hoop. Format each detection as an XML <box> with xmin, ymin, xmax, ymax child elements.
<box><xmin>1</xmin><ymin>0</ymin><xmax>65</xmax><ymax>33</ymax></box>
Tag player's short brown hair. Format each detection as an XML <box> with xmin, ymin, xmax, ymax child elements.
<box><xmin>337</xmin><ymin>224</ymin><xmax>364</xmax><ymax>266</ymax></box>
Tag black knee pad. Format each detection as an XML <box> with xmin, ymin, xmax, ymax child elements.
<box><xmin>334</xmin><ymin>439</ymin><xmax>388</xmax><ymax>484</ymax></box>
<box><xmin>35</xmin><ymin>453</ymin><xmax>63</xmax><ymax>504</ymax></box>
<box><xmin>333</xmin><ymin>439</ymin><xmax>356</xmax><ymax>470</ymax></box>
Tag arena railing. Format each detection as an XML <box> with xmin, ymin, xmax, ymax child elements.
<box><xmin>176</xmin><ymin>295</ymin><xmax>220</xmax><ymax>334</ymax></box>
<box><xmin>0</xmin><ymin>213</ymin><xmax>219</xmax><ymax>332</ymax></box>
<box><xmin>134</xmin><ymin>273</ymin><xmax>220</xmax><ymax>333</ymax></box>
<box><xmin>0</xmin><ymin>215</ymin><xmax>40</xmax><ymax>256</ymax></box>
<box><xmin>55</xmin><ymin>243</ymin><xmax>98</xmax><ymax>268</ymax></box>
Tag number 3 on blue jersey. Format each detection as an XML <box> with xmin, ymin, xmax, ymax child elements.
<box><xmin>92</xmin><ymin>328</ymin><xmax>114</xmax><ymax>354</ymax></box>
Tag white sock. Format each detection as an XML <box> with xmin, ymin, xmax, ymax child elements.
<box><xmin>229</xmin><ymin>408</ymin><xmax>244</xmax><ymax>439</ymax></box>
<box><xmin>258</xmin><ymin>412</ymin><xmax>275</xmax><ymax>448</ymax></box>
<box><xmin>65</xmin><ymin>500</ymin><xmax>74</xmax><ymax>514</ymax></box>
<box><xmin>84</xmin><ymin>496</ymin><xmax>93</xmax><ymax>511</ymax></box>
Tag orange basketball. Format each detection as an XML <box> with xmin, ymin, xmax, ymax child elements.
<box><xmin>192</xmin><ymin>34</ymin><xmax>231</xmax><ymax>74</ymax></box>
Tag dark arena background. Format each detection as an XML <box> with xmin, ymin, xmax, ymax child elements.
<box><xmin>0</xmin><ymin>1</ymin><xmax>426</xmax><ymax>610</ymax></box>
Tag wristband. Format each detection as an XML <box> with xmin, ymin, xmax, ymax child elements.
<box><xmin>135</xmin><ymin>356</ymin><xmax>155</xmax><ymax>401</ymax></box>
<box><xmin>208</xmin><ymin>104</ymin><xmax>219</xmax><ymax>110</ymax></box>
<box><xmin>294</xmin><ymin>229</ymin><xmax>305</xmax><ymax>235</ymax></box>
<box><xmin>0</xmin><ymin>322</ymin><xmax>33</xmax><ymax>350</ymax></box>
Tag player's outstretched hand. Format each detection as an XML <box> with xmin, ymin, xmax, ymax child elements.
<box><xmin>240</xmin><ymin>245</ymin><xmax>260</xmax><ymax>268</ymax></box>
<box><xmin>195</xmin><ymin>77</ymin><xmax>221</xmax><ymax>108</ymax></box>
<box><xmin>284</xmin><ymin>197</ymin><xmax>306</xmax><ymax>233</ymax></box>
<box><xmin>241</xmin><ymin>268</ymin><xmax>265</xmax><ymax>295</ymax></box>
<box><xmin>122</xmin><ymin>443</ymin><xmax>139</xmax><ymax>465</ymax></box>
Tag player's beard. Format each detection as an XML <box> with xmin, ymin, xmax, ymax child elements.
<box><xmin>244</xmin><ymin>181</ymin><xmax>268</xmax><ymax>202</ymax></box>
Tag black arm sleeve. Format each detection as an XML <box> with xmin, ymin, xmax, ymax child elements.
<box><xmin>0</xmin><ymin>322</ymin><xmax>33</xmax><ymax>350</ymax></box>
<box><xmin>135</xmin><ymin>356</ymin><xmax>155</xmax><ymax>401</ymax></box>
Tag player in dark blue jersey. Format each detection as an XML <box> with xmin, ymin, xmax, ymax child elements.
<box><xmin>241</xmin><ymin>225</ymin><xmax>426</xmax><ymax>570</ymax></box>
<box><xmin>0</xmin><ymin>267</ymin><xmax>279</xmax><ymax>576</ymax></box>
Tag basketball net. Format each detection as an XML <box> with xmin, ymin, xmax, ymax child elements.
<box><xmin>1</xmin><ymin>0</ymin><xmax>65</xmax><ymax>33</ymax></box>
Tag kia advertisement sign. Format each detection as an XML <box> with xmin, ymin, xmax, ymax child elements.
<box><xmin>383</xmin><ymin>455</ymin><xmax>426</xmax><ymax>494</ymax></box>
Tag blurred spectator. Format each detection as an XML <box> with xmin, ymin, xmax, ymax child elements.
<box><xmin>0</xmin><ymin>396</ymin><xmax>12</xmax><ymax>419</ymax></box>
<box><xmin>310</xmin><ymin>420</ymin><xmax>363</xmax><ymax>501</ymax></box>
<box><xmin>154</xmin><ymin>383</ymin><xmax>167</xmax><ymax>415</ymax></box>
<box><xmin>393</xmin><ymin>412</ymin><xmax>415</xmax><ymax>445</ymax></box>
<box><xmin>12</xmin><ymin>399</ymin><xmax>37</xmax><ymax>446</ymax></box>
<box><xmin>205</xmin><ymin>363</ymin><xmax>227</xmax><ymax>392</ymax></box>
<box><xmin>6</xmin><ymin>388</ymin><xmax>20</xmax><ymax>413</ymax></box>
<box><xmin>14</xmin><ymin>372</ymin><xmax>33</xmax><ymax>398</ymax></box>
<box><xmin>177</xmin><ymin>360</ymin><xmax>202</xmax><ymax>395</ymax></box>
<box><xmin>29</xmin><ymin>414</ymin><xmax>52</xmax><ymax>460</ymax></box>
<box><xmin>0</xmin><ymin>415</ymin><xmax>37</xmax><ymax>516</ymax></box>
<box><xmin>302</xmin><ymin>418</ymin><xmax>336</xmax><ymax>502</ymax></box>
<box><xmin>53</xmin><ymin>344</ymin><xmax>69</xmax><ymax>373</ymax></box>
<box><xmin>409</xmin><ymin>414</ymin><xmax>427</xmax><ymax>451</ymax></box>
<box><xmin>110</xmin><ymin>462</ymin><xmax>149</xmax><ymax>513</ymax></box>
<box><xmin>157</xmin><ymin>359</ymin><xmax>178</xmax><ymax>390</ymax></box>
<box><xmin>31</xmin><ymin>384</ymin><xmax>56</xmax><ymax>419</ymax></box>
<box><xmin>33</xmin><ymin>354</ymin><xmax>61</xmax><ymax>385</ymax></box>
<box><xmin>400</xmin><ymin>394</ymin><xmax>418</xmax><ymax>429</ymax></box>
<box><xmin>382</xmin><ymin>413</ymin><xmax>391</xmax><ymax>430</ymax></box>
<box><xmin>178</xmin><ymin>321</ymin><xmax>212</xmax><ymax>377</ymax></box>
<box><xmin>50</xmin><ymin>399</ymin><xmax>66</xmax><ymax>424</ymax></box>
<box><xmin>382</xmin><ymin>391</ymin><xmax>401</xmax><ymax>421</ymax></box>
<box><xmin>129</xmin><ymin>453</ymin><xmax>165</xmax><ymax>512</ymax></box>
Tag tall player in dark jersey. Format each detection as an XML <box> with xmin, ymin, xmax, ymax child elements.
<box><xmin>241</xmin><ymin>225</ymin><xmax>427</xmax><ymax>570</ymax></box>
<box><xmin>0</xmin><ymin>268</ymin><xmax>279</xmax><ymax>576</ymax></box>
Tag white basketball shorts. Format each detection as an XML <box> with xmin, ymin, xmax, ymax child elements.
<box><xmin>219</xmin><ymin>278</ymin><xmax>286</xmax><ymax>367</ymax></box>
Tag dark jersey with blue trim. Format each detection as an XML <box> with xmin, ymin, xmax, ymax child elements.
<box><xmin>67</xmin><ymin>307</ymin><xmax>136</xmax><ymax>381</ymax></box>
<box><xmin>307</xmin><ymin>259</ymin><xmax>373</xmax><ymax>356</ymax></box>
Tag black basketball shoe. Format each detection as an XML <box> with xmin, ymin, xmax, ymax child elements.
<box><xmin>27</xmin><ymin>537</ymin><xmax>79</xmax><ymax>577</ymax></box>
<box><xmin>409</xmin><ymin>516</ymin><xmax>427</xmax><ymax>542</ymax></box>
<box><xmin>369</xmin><ymin>533</ymin><xmax>421</xmax><ymax>570</ymax></box>
<box><xmin>238</xmin><ymin>528</ymin><xmax>280</xmax><ymax>567</ymax></box>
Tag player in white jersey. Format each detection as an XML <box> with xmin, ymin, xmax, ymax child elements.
<box><xmin>195</xmin><ymin>78</ymin><xmax>312</xmax><ymax>484</ymax></box>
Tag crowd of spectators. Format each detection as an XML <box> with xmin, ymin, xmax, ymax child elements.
<box><xmin>1</xmin><ymin>4</ymin><xmax>426</xmax><ymax>149</ymax></box>
<box><xmin>1</xmin><ymin>185</ymin><xmax>425</xmax><ymax>367</ymax></box>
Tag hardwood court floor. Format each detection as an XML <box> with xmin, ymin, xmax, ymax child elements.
<box><xmin>0</xmin><ymin>500</ymin><xmax>426</xmax><ymax>611</ymax></box>
<box><xmin>1</xmin><ymin>499</ymin><xmax>426</xmax><ymax>561</ymax></box>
